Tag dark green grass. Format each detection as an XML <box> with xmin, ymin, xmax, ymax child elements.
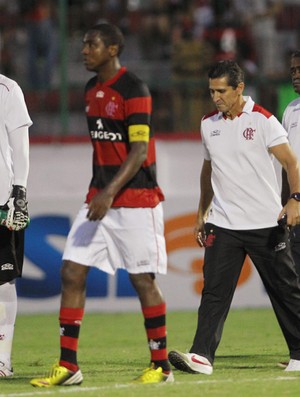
<box><xmin>0</xmin><ymin>308</ymin><xmax>300</xmax><ymax>397</ymax></box>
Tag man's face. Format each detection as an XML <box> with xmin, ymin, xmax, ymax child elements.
<box><xmin>81</xmin><ymin>31</ymin><xmax>111</xmax><ymax>72</ymax></box>
<box><xmin>291</xmin><ymin>56</ymin><xmax>300</xmax><ymax>95</ymax></box>
<box><xmin>209</xmin><ymin>77</ymin><xmax>243</xmax><ymax>115</ymax></box>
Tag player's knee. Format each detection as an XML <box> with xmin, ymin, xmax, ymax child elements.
<box><xmin>129</xmin><ymin>273</ymin><xmax>155</xmax><ymax>293</ymax></box>
<box><xmin>61</xmin><ymin>261</ymin><xmax>88</xmax><ymax>289</ymax></box>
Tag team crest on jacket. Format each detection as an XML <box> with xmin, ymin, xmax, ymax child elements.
<box><xmin>105</xmin><ymin>100</ymin><xmax>118</xmax><ymax>117</ymax></box>
<box><xmin>243</xmin><ymin>127</ymin><xmax>255</xmax><ymax>140</ymax></box>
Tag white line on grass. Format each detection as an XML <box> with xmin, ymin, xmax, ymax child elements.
<box><xmin>0</xmin><ymin>376</ymin><xmax>299</xmax><ymax>397</ymax></box>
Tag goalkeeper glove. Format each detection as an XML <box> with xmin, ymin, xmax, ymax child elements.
<box><xmin>0</xmin><ymin>207</ymin><xmax>8</xmax><ymax>226</ymax></box>
<box><xmin>2</xmin><ymin>185</ymin><xmax>30</xmax><ymax>231</ymax></box>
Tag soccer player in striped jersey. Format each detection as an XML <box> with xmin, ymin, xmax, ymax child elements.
<box><xmin>30</xmin><ymin>23</ymin><xmax>173</xmax><ymax>387</ymax></box>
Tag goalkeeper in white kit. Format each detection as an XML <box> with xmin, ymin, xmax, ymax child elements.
<box><xmin>0</xmin><ymin>74</ymin><xmax>32</xmax><ymax>377</ymax></box>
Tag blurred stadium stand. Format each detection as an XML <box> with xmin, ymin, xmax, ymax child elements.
<box><xmin>0</xmin><ymin>0</ymin><xmax>299</xmax><ymax>137</ymax></box>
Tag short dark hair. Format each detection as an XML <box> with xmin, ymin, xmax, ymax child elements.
<box><xmin>208</xmin><ymin>60</ymin><xmax>244</xmax><ymax>88</ymax></box>
<box><xmin>291</xmin><ymin>50</ymin><xmax>300</xmax><ymax>60</ymax></box>
<box><xmin>88</xmin><ymin>23</ymin><xmax>125</xmax><ymax>56</ymax></box>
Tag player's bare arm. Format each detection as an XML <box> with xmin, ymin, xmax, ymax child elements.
<box><xmin>87</xmin><ymin>141</ymin><xmax>148</xmax><ymax>220</ymax></box>
<box><xmin>271</xmin><ymin>142</ymin><xmax>300</xmax><ymax>225</ymax></box>
<box><xmin>195</xmin><ymin>159</ymin><xmax>214</xmax><ymax>247</ymax></box>
<box><xmin>281</xmin><ymin>168</ymin><xmax>290</xmax><ymax>206</ymax></box>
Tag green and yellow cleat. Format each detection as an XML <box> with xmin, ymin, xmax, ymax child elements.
<box><xmin>133</xmin><ymin>363</ymin><xmax>174</xmax><ymax>384</ymax></box>
<box><xmin>30</xmin><ymin>363</ymin><xmax>83</xmax><ymax>387</ymax></box>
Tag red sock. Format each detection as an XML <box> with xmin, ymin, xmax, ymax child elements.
<box><xmin>142</xmin><ymin>303</ymin><xmax>170</xmax><ymax>372</ymax></box>
<box><xmin>59</xmin><ymin>307</ymin><xmax>84</xmax><ymax>372</ymax></box>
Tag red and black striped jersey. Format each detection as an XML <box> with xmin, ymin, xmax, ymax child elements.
<box><xmin>84</xmin><ymin>66</ymin><xmax>164</xmax><ymax>208</ymax></box>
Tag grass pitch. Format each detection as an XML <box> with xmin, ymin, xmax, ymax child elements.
<box><xmin>0</xmin><ymin>308</ymin><xmax>300</xmax><ymax>397</ymax></box>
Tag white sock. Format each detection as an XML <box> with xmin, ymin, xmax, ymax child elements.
<box><xmin>0</xmin><ymin>280</ymin><xmax>17</xmax><ymax>369</ymax></box>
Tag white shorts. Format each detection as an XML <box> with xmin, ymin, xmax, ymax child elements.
<box><xmin>63</xmin><ymin>203</ymin><xmax>167</xmax><ymax>275</ymax></box>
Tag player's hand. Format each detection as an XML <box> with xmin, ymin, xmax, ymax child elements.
<box><xmin>87</xmin><ymin>190</ymin><xmax>114</xmax><ymax>221</ymax></box>
<box><xmin>194</xmin><ymin>218</ymin><xmax>206</xmax><ymax>247</ymax></box>
<box><xmin>194</xmin><ymin>228</ymin><xmax>206</xmax><ymax>247</ymax></box>
<box><xmin>0</xmin><ymin>207</ymin><xmax>8</xmax><ymax>227</ymax></box>
<box><xmin>3</xmin><ymin>185</ymin><xmax>30</xmax><ymax>231</ymax></box>
<box><xmin>280</xmin><ymin>199</ymin><xmax>300</xmax><ymax>227</ymax></box>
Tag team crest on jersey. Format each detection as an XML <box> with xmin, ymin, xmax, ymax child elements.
<box><xmin>210</xmin><ymin>130</ymin><xmax>221</xmax><ymax>137</ymax></box>
<box><xmin>96</xmin><ymin>90</ymin><xmax>104</xmax><ymax>98</ymax></box>
<box><xmin>105</xmin><ymin>100</ymin><xmax>118</xmax><ymax>117</ymax></box>
<box><xmin>243</xmin><ymin>127</ymin><xmax>255</xmax><ymax>140</ymax></box>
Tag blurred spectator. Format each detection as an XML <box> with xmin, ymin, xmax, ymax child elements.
<box><xmin>192</xmin><ymin>0</ymin><xmax>215</xmax><ymax>39</ymax></box>
<box><xmin>171</xmin><ymin>5</ymin><xmax>215</xmax><ymax>131</ymax></box>
<box><xmin>0</xmin><ymin>1</ymin><xmax>19</xmax><ymax>77</ymax></box>
<box><xmin>232</xmin><ymin>0</ymin><xmax>283</xmax><ymax>77</ymax></box>
<box><xmin>20</xmin><ymin>0</ymin><xmax>57</xmax><ymax>90</ymax></box>
<box><xmin>203</xmin><ymin>0</ymin><xmax>257</xmax><ymax>76</ymax></box>
<box><xmin>138</xmin><ymin>2</ymin><xmax>171</xmax><ymax>60</ymax></box>
<box><xmin>276</xmin><ymin>1</ymin><xmax>300</xmax><ymax>65</ymax></box>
